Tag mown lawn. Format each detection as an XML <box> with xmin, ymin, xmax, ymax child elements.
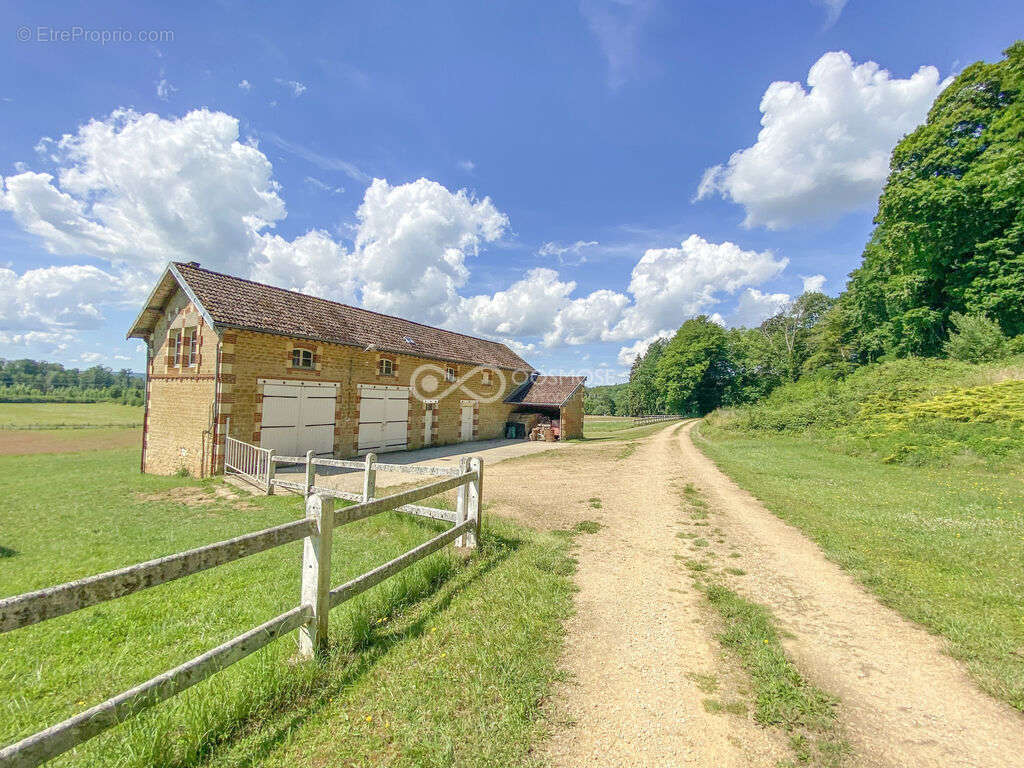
<box><xmin>695</xmin><ymin>425</ymin><xmax>1024</xmax><ymax>712</ymax></box>
<box><xmin>0</xmin><ymin>447</ymin><xmax>575</xmax><ymax>767</ymax></box>
<box><xmin>581</xmin><ymin>417</ymin><xmax>682</xmax><ymax>441</ymax></box>
<box><xmin>0</xmin><ymin>402</ymin><xmax>144</xmax><ymax>429</ymax></box>
<box><xmin>582</xmin><ymin>415</ymin><xmax>635</xmax><ymax>435</ymax></box>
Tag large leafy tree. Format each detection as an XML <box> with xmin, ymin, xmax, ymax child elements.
<box><xmin>655</xmin><ymin>316</ymin><xmax>730</xmax><ymax>414</ymax></box>
<box><xmin>844</xmin><ymin>42</ymin><xmax>1024</xmax><ymax>358</ymax></box>
<box><xmin>625</xmin><ymin>338</ymin><xmax>668</xmax><ymax>415</ymax></box>
<box><xmin>757</xmin><ymin>292</ymin><xmax>836</xmax><ymax>381</ymax></box>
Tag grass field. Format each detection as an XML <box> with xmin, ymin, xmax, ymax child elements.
<box><xmin>582</xmin><ymin>415</ymin><xmax>680</xmax><ymax>441</ymax></box>
<box><xmin>0</xmin><ymin>402</ymin><xmax>143</xmax><ymax>454</ymax></box>
<box><xmin>583</xmin><ymin>415</ymin><xmax>636</xmax><ymax>434</ymax></box>
<box><xmin>695</xmin><ymin>425</ymin><xmax>1024</xmax><ymax>713</ymax></box>
<box><xmin>0</xmin><ymin>402</ymin><xmax>144</xmax><ymax>429</ymax></box>
<box><xmin>0</xmin><ymin>437</ymin><xmax>576</xmax><ymax>766</ymax></box>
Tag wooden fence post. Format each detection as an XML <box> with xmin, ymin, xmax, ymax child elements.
<box><xmin>298</xmin><ymin>493</ymin><xmax>334</xmax><ymax>659</ymax></box>
<box><xmin>363</xmin><ymin>452</ymin><xmax>377</xmax><ymax>502</ymax></box>
<box><xmin>304</xmin><ymin>450</ymin><xmax>315</xmax><ymax>497</ymax></box>
<box><xmin>455</xmin><ymin>456</ymin><xmax>470</xmax><ymax>547</ymax></box>
<box><xmin>265</xmin><ymin>449</ymin><xmax>276</xmax><ymax>495</ymax></box>
<box><xmin>466</xmin><ymin>456</ymin><xmax>482</xmax><ymax>549</ymax></box>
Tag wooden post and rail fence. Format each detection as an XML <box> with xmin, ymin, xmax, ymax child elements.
<box><xmin>0</xmin><ymin>450</ymin><xmax>484</xmax><ymax>767</ymax></box>
<box><xmin>630</xmin><ymin>414</ymin><xmax>682</xmax><ymax>427</ymax></box>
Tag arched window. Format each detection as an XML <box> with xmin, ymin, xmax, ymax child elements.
<box><xmin>378</xmin><ymin>358</ymin><xmax>394</xmax><ymax>376</ymax></box>
<box><xmin>292</xmin><ymin>348</ymin><xmax>313</xmax><ymax>369</ymax></box>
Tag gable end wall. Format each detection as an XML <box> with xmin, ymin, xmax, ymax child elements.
<box><xmin>142</xmin><ymin>288</ymin><xmax>220</xmax><ymax>477</ymax></box>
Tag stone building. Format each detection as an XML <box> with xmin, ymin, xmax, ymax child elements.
<box><xmin>127</xmin><ymin>262</ymin><xmax>585</xmax><ymax>476</ymax></box>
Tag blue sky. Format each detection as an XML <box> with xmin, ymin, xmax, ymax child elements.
<box><xmin>1</xmin><ymin>1</ymin><xmax>1021</xmax><ymax>382</ymax></box>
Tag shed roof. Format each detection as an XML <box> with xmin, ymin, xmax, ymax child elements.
<box><xmin>505</xmin><ymin>374</ymin><xmax>586</xmax><ymax>407</ymax></box>
<box><xmin>127</xmin><ymin>262</ymin><xmax>535</xmax><ymax>372</ymax></box>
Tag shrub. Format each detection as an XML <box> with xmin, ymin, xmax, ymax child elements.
<box><xmin>705</xmin><ymin>356</ymin><xmax>1024</xmax><ymax>467</ymax></box>
<box><xmin>943</xmin><ymin>312</ymin><xmax>1008</xmax><ymax>363</ymax></box>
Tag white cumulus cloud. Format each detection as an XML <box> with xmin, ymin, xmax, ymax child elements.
<box><xmin>0</xmin><ymin>109</ymin><xmax>286</xmax><ymax>291</ymax></box>
<box><xmin>0</xmin><ymin>109</ymin><xmax>359</xmax><ymax>335</ymax></box>
<box><xmin>729</xmin><ymin>288</ymin><xmax>791</xmax><ymax>327</ymax></box>
<box><xmin>697</xmin><ymin>51</ymin><xmax>950</xmax><ymax>229</ymax></box>
<box><xmin>354</xmin><ymin>177</ymin><xmax>509</xmax><ymax>324</ymax></box>
<box><xmin>255</xmin><ymin>229</ymin><xmax>359</xmax><ymax>305</ymax></box>
<box><xmin>0</xmin><ymin>108</ymin><xmax>800</xmax><ymax>371</ymax></box>
<box><xmin>801</xmin><ymin>273</ymin><xmax>827</xmax><ymax>293</ymax></box>
<box><xmin>612</xmin><ymin>234</ymin><xmax>788</xmax><ymax>339</ymax></box>
<box><xmin>543</xmin><ymin>289</ymin><xmax>631</xmax><ymax>347</ymax></box>
<box><xmin>616</xmin><ymin>332</ymin><xmax>671</xmax><ymax>367</ymax></box>
<box><xmin>0</xmin><ymin>265</ymin><xmax>124</xmax><ymax>332</ymax></box>
<box><xmin>485</xmin><ymin>235</ymin><xmax>788</xmax><ymax>349</ymax></box>
<box><xmin>460</xmin><ymin>268</ymin><xmax>576</xmax><ymax>339</ymax></box>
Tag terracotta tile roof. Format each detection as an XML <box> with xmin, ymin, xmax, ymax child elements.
<box><xmin>167</xmin><ymin>262</ymin><xmax>535</xmax><ymax>372</ymax></box>
<box><xmin>505</xmin><ymin>374</ymin><xmax>586</xmax><ymax>407</ymax></box>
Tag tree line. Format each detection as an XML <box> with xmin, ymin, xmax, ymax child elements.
<box><xmin>0</xmin><ymin>359</ymin><xmax>145</xmax><ymax>405</ymax></box>
<box><xmin>588</xmin><ymin>42</ymin><xmax>1024</xmax><ymax>417</ymax></box>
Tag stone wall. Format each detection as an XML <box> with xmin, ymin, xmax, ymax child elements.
<box><xmin>559</xmin><ymin>388</ymin><xmax>586</xmax><ymax>439</ymax></box>
<box><xmin>223</xmin><ymin>330</ymin><xmax>525</xmax><ymax>458</ymax></box>
<box><xmin>142</xmin><ymin>289</ymin><xmax>219</xmax><ymax>476</ymax></box>
<box><xmin>142</xmin><ymin>288</ymin><xmax>533</xmax><ymax>476</ymax></box>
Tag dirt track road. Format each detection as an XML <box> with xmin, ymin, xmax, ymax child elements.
<box><xmin>485</xmin><ymin>420</ymin><xmax>1024</xmax><ymax>768</ymax></box>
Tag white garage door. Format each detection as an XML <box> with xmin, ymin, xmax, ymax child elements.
<box><xmin>358</xmin><ymin>384</ymin><xmax>409</xmax><ymax>454</ymax></box>
<box><xmin>259</xmin><ymin>380</ymin><xmax>337</xmax><ymax>457</ymax></box>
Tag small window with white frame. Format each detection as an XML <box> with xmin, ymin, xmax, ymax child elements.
<box><xmin>482</xmin><ymin>368</ymin><xmax>492</xmax><ymax>385</ymax></box>
<box><xmin>292</xmin><ymin>348</ymin><xmax>314</xmax><ymax>369</ymax></box>
<box><xmin>186</xmin><ymin>328</ymin><xmax>198</xmax><ymax>367</ymax></box>
<box><xmin>170</xmin><ymin>329</ymin><xmax>182</xmax><ymax>367</ymax></box>
<box><xmin>378</xmin><ymin>358</ymin><xmax>394</xmax><ymax>376</ymax></box>
<box><xmin>445</xmin><ymin>366</ymin><xmax>456</xmax><ymax>382</ymax></box>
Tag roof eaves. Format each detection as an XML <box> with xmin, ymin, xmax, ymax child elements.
<box><xmin>126</xmin><ymin>266</ymin><xmax>174</xmax><ymax>340</ymax></box>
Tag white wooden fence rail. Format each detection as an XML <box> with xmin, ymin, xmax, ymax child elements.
<box><xmin>0</xmin><ymin>457</ymin><xmax>483</xmax><ymax>768</ymax></box>
<box><xmin>631</xmin><ymin>415</ymin><xmax>682</xmax><ymax>427</ymax></box>
<box><xmin>266</xmin><ymin>450</ymin><xmax>465</xmax><ymax>529</ymax></box>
